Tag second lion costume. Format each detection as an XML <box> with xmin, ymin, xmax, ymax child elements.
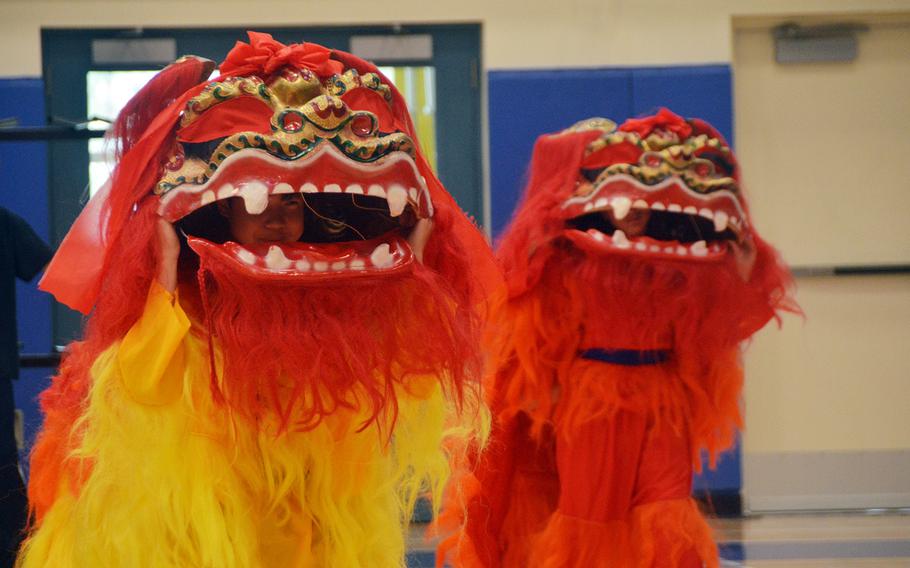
<box><xmin>440</xmin><ymin>110</ymin><xmax>797</xmax><ymax>567</ymax></box>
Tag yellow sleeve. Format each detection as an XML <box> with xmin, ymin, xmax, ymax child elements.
<box><xmin>116</xmin><ymin>281</ymin><xmax>192</xmax><ymax>406</ymax></box>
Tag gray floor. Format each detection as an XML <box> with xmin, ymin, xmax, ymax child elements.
<box><xmin>409</xmin><ymin>511</ymin><xmax>910</xmax><ymax>567</ymax></box>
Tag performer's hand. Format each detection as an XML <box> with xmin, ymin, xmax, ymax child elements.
<box><xmin>729</xmin><ymin>231</ymin><xmax>757</xmax><ymax>282</ymax></box>
<box><xmin>156</xmin><ymin>217</ymin><xmax>180</xmax><ymax>293</ymax></box>
<box><xmin>407</xmin><ymin>218</ymin><xmax>434</xmax><ymax>263</ymax></box>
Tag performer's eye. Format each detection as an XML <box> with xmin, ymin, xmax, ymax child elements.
<box><xmin>282</xmin><ymin>195</ymin><xmax>304</xmax><ymax>208</ymax></box>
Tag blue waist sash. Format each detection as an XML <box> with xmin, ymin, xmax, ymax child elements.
<box><xmin>579</xmin><ymin>348</ymin><xmax>670</xmax><ymax>366</ymax></box>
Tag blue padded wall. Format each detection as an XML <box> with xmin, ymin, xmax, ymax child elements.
<box><xmin>0</xmin><ymin>78</ymin><xmax>54</xmax><ymax>477</ymax></box>
<box><xmin>487</xmin><ymin>64</ymin><xmax>740</xmax><ymax>495</ymax></box>
<box><xmin>488</xmin><ymin>68</ymin><xmax>633</xmax><ymax>236</ymax></box>
<box><xmin>631</xmin><ymin>65</ymin><xmax>733</xmax><ymax>142</ymax></box>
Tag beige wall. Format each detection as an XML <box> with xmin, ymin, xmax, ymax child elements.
<box><xmin>735</xmin><ymin>20</ymin><xmax>910</xmax><ymax>266</ymax></box>
<box><xmin>734</xmin><ymin>15</ymin><xmax>910</xmax><ymax>509</ymax></box>
<box><xmin>0</xmin><ymin>0</ymin><xmax>908</xmax><ymax>76</ymax></box>
<box><xmin>744</xmin><ymin>277</ymin><xmax>910</xmax><ymax>454</ymax></box>
<box><xmin>735</xmin><ymin>15</ymin><xmax>910</xmax><ymax>454</ymax></box>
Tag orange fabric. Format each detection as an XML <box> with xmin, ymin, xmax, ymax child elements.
<box><xmin>554</xmin><ymin>410</ymin><xmax>692</xmax><ymax>522</ymax></box>
<box><xmin>530</xmin><ymin>499</ymin><xmax>716</xmax><ymax>568</ymax></box>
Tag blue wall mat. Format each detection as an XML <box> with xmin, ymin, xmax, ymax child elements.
<box><xmin>0</xmin><ymin>78</ymin><xmax>55</xmax><ymax>475</ymax></box>
<box><xmin>694</xmin><ymin>439</ymin><xmax>742</xmax><ymax>495</ymax></box>
<box><xmin>488</xmin><ymin>68</ymin><xmax>633</xmax><ymax>237</ymax></box>
<box><xmin>631</xmin><ymin>65</ymin><xmax>734</xmax><ymax>143</ymax></box>
<box><xmin>487</xmin><ymin>64</ymin><xmax>741</xmax><ymax>494</ymax></box>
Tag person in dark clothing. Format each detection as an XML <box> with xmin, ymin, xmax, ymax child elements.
<box><xmin>0</xmin><ymin>206</ymin><xmax>52</xmax><ymax>568</ymax></box>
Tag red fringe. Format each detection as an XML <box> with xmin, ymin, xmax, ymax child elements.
<box><xmin>190</xmin><ymin>249</ymin><xmax>482</xmax><ymax>433</ymax></box>
<box><xmin>531</xmin><ymin>499</ymin><xmax>717</xmax><ymax>568</ymax></box>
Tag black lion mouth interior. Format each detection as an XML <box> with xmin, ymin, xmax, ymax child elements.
<box><xmin>567</xmin><ymin>210</ymin><xmax>736</xmax><ymax>245</ymax></box>
<box><xmin>177</xmin><ymin>193</ymin><xmax>417</xmax><ymax>248</ymax></box>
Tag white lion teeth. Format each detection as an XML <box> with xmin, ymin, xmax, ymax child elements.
<box><xmin>584</xmin><ymin>202</ymin><xmax>595</xmax><ymax>212</ymax></box>
<box><xmin>683</xmin><ymin>205</ymin><xmax>698</xmax><ymax>215</ymax></box>
<box><xmin>370</xmin><ymin>243</ymin><xmax>394</xmax><ymax>268</ymax></box>
<box><xmin>588</xmin><ymin>229</ymin><xmax>605</xmax><ymax>242</ymax></box>
<box><xmin>274</xmin><ymin>182</ymin><xmax>294</xmax><ymax>194</ymax></box>
<box><xmin>239</xmin><ymin>181</ymin><xmax>270</xmax><ymax>215</ymax></box>
<box><xmin>217</xmin><ymin>183</ymin><xmax>239</xmax><ymax>200</ymax></box>
<box><xmin>201</xmin><ymin>190</ymin><xmax>216</xmax><ymax>206</ymax></box>
<box><xmin>699</xmin><ymin>208</ymin><xmax>714</xmax><ymax>220</ymax></box>
<box><xmin>691</xmin><ymin>240</ymin><xmax>708</xmax><ymax>257</ymax></box>
<box><xmin>651</xmin><ymin>202</ymin><xmax>666</xmax><ymax>211</ymax></box>
<box><xmin>345</xmin><ymin>184</ymin><xmax>364</xmax><ymax>194</ymax></box>
<box><xmin>367</xmin><ymin>184</ymin><xmax>386</xmax><ymax>198</ymax></box>
<box><xmin>313</xmin><ymin>261</ymin><xmax>329</xmax><ymax>272</ymax></box>
<box><xmin>611</xmin><ymin>197</ymin><xmax>632</xmax><ymax>220</ymax></box>
<box><xmin>612</xmin><ymin>230</ymin><xmax>631</xmax><ymax>248</ymax></box>
<box><xmin>408</xmin><ymin>187</ymin><xmax>418</xmax><ymax>201</ymax></box>
<box><xmin>714</xmin><ymin>211</ymin><xmax>729</xmax><ymax>232</ymax></box>
<box><xmin>633</xmin><ymin>199</ymin><xmax>649</xmax><ymax>210</ymax></box>
<box><xmin>676</xmin><ymin>245</ymin><xmax>688</xmax><ymax>256</ymax></box>
<box><xmin>635</xmin><ymin>242</ymin><xmax>647</xmax><ymax>251</ymax></box>
<box><xmin>387</xmin><ymin>185</ymin><xmax>408</xmax><ymax>217</ymax></box>
<box><xmin>294</xmin><ymin>259</ymin><xmax>311</xmax><ymax>272</ymax></box>
<box><xmin>324</xmin><ymin>183</ymin><xmax>342</xmax><ymax>193</ymax></box>
<box><xmin>349</xmin><ymin>259</ymin><xmax>366</xmax><ymax>270</ymax></box>
<box><xmin>264</xmin><ymin>245</ymin><xmax>292</xmax><ymax>270</ymax></box>
<box><xmin>236</xmin><ymin>249</ymin><xmax>257</xmax><ymax>265</ymax></box>
<box><xmin>300</xmin><ymin>182</ymin><xmax>318</xmax><ymax>193</ymax></box>
<box><xmin>668</xmin><ymin>203</ymin><xmax>682</xmax><ymax>213</ymax></box>
<box><xmin>594</xmin><ymin>197</ymin><xmax>609</xmax><ymax>209</ymax></box>
<box><xmin>331</xmin><ymin>261</ymin><xmax>347</xmax><ymax>271</ymax></box>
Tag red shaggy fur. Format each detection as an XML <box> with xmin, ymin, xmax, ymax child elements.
<box><xmin>189</xmin><ymin>243</ymin><xmax>480</xmax><ymax>433</ymax></box>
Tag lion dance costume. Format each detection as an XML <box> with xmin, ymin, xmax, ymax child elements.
<box><xmin>20</xmin><ymin>32</ymin><xmax>495</xmax><ymax>567</ymax></box>
<box><xmin>439</xmin><ymin>110</ymin><xmax>797</xmax><ymax>567</ymax></box>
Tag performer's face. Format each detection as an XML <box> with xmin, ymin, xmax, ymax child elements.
<box><xmin>220</xmin><ymin>194</ymin><xmax>306</xmax><ymax>245</ymax></box>
<box><xmin>605</xmin><ymin>208</ymin><xmax>650</xmax><ymax>237</ymax></box>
